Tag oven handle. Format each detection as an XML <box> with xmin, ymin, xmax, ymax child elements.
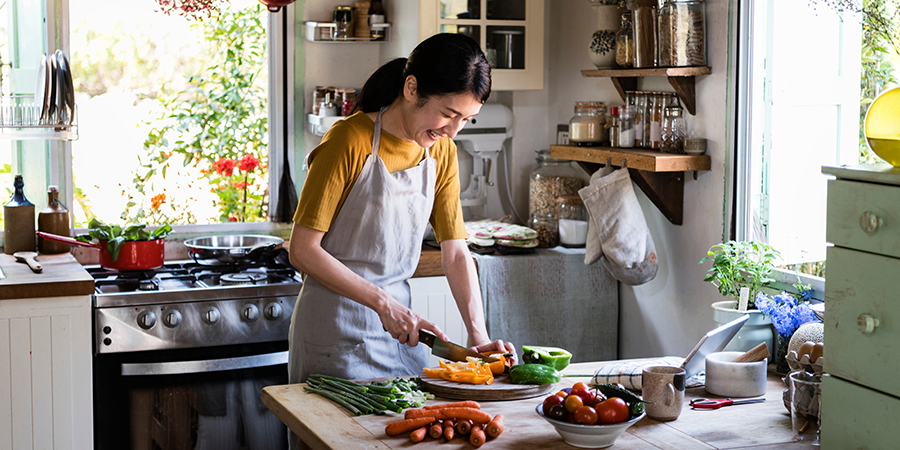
<box><xmin>121</xmin><ymin>351</ymin><xmax>288</xmax><ymax>376</ymax></box>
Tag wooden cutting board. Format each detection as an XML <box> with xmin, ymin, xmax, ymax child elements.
<box><xmin>417</xmin><ymin>372</ymin><xmax>556</xmax><ymax>401</ymax></box>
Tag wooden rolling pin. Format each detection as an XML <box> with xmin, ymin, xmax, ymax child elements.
<box><xmin>732</xmin><ymin>342</ymin><xmax>770</xmax><ymax>363</ymax></box>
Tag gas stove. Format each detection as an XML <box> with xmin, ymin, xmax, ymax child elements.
<box><xmin>89</xmin><ymin>259</ymin><xmax>302</xmax><ymax>354</ymax></box>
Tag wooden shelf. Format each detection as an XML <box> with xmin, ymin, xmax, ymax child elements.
<box><xmin>550</xmin><ymin>145</ymin><xmax>711</xmax><ymax>225</ymax></box>
<box><xmin>581</xmin><ymin>66</ymin><xmax>711</xmax><ymax>115</ymax></box>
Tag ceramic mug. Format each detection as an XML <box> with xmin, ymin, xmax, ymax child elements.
<box><xmin>642</xmin><ymin>365</ymin><xmax>686</xmax><ymax>421</ymax></box>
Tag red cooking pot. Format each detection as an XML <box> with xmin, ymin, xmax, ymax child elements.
<box><xmin>36</xmin><ymin>231</ymin><xmax>165</xmax><ymax>271</ymax></box>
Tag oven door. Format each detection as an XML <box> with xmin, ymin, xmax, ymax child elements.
<box><xmin>94</xmin><ymin>342</ymin><xmax>288</xmax><ymax>450</ymax></box>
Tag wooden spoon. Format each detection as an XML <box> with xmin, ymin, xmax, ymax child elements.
<box><xmin>13</xmin><ymin>251</ymin><xmax>42</xmax><ymax>273</ymax></box>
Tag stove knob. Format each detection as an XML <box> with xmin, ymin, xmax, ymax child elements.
<box><xmin>137</xmin><ymin>311</ymin><xmax>157</xmax><ymax>330</ymax></box>
<box><xmin>202</xmin><ymin>306</ymin><xmax>221</xmax><ymax>325</ymax></box>
<box><xmin>264</xmin><ymin>303</ymin><xmax>283</xmax><ymax>320</ymax></box>
<box><xmin>241</xmin><ymin>304</ymin><xmax>259</xmax><ymax>322</ymax></box>
<box><xmin>163</xmin><ymin>310</ymin><xmax>182</xmax><ymax>328</ymax></box>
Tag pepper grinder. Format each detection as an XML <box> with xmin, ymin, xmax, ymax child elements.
<box><xmin>38</xmin><ymin>186</ymin><xmax>71</xmax><ymax>254</ymax></box>
<box><xmin>3</xmin><ymin>175</ymin><xmax>36</xmax><ymax>254</ymax></box>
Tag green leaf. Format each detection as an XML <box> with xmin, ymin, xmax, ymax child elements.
<box><xmin>107</xmin><ymin>236</ymin><xmax>126</xmax><ymax>261</ymax></box>
<box><xmin>150</xmin><ymin>224</ymin><xmax>173</xmax><ymax>240</ymax></box>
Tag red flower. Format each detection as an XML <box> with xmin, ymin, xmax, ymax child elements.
<box><xmin>228</xmin><ymin>217</ymin><xmax>238</xmax><ymax>222</ymax></box>
<box><xmin>215</xmin><ymin>158</ymin><xmax>237</xmax><ymax>176</ymax></box>
<box><xmin>151</xmin><ymin>193</ymin><xmax>166</xmax><ymax>210</ymax></box>
<box><xmin>233</xmin><ymin>181</ymin><xmax>248</xmax><ymax>189</ymax></box>
<box><xmin>238</xmin><ymin>154</ymin><xmax>260</xmax><ymax>172</ymax></box>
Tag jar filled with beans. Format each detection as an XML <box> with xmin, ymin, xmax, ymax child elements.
<box><xmin>529</xmin><ymin>150</ymin><xmax>589</xmax><ymax>225</ymax></box>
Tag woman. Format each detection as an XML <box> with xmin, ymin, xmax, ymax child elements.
<box><xmin>288</xmin><ymin>34</ymin><xmax>516</xmax><ymax>387</ymax></box>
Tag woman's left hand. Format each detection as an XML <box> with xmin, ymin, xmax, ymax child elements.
<box><xmin>471</xmin><ymin>340</ymin><xmax>517</xmax><ymax>365</ymax></box>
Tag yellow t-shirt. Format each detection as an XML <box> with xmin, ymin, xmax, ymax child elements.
<box><xmin>293</xmin><ymin>111</ymin><xmax>466</xmax><ymax>242</ymax></box>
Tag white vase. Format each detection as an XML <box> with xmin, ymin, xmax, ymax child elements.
<box><xmin>589</xmin><ymin>4</ymin><xmax>622</xmax><ymax>69</ymax></box>
<box><xmin>711</xmin><ymin>300</ymin><xmax>775</xmax><ymax>354</ymax></box>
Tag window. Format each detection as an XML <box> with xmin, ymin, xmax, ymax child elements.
<box><xmin>0</xmin><ymin>0</ymin><xmax>293</xmax><ymax>236</ymax></box>
<box><xmin>733</xmin><ymin>0</ymin><xmax>898</xmax><ymax>295</ymax></box>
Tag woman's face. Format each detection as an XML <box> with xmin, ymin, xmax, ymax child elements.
<box><xmin>405</xmin><ymin>90</ymin><xmax>484</xmax><ymax>148</ymax></box>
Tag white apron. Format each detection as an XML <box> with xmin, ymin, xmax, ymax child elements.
<box><xmin>288</xmin><ymin>107</ymin><xmax>436</xmax><ymax>384</ymax></box>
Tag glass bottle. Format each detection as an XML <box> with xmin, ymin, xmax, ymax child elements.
<box><xmin>649</xmin><ymin>93</ymin><xmax>663</xmax><ymax>149</ymax></box>
<box><xmin>615</xmin><ymin>12</ymin><xmax>634</xmax><ymax>68</ymax></box>
<box><xmin>4</xmin><ymin>175</ymin><xmax>35</xmax><ymax>254</ymax></box>
<box><xmin>634</xmin><ymin>92</ymin><xmax>647</xmax><ymax>147</ymax></box>
<box><xmin>568</xmin><ymin>101</ymin><xmax>602</xmax><ymax>146</ymax></box>
<box><xmin>619</xmin><ymin>105</ymin><xmax>635</xmax><ymax>148</ymax></box>
<box><xmin>661</xmin><ymin>102</ymin><xmax>687</xmax><ymax>153</ymax></box>
<box><xmin>609</xmin><ymin>106</ymin><xmax>620</xmax><ymax>148</ymax></box>
<box><xmin>369</xmin><ymin>0</ymin><xmax>386</xmax><ymax>40</ymax></box>
<box><xmin>319</xmin><ymin>92</ymin><xmax>339</xmax><ymax>117</ymax></box>
<box><xmin>633</xmin><ymin>0</ymin><xmax>658</xmax><ymax>68</ymax></box>
<box><xmin>38</xmin><ymin>186</ymin><xmax>71</xmax><ymax>254</ymax></box>
<box><xmin>670</xmin><ymin>0</ymin><xmax>706</xmax><ymax>67</ymax></box>
<box><xmin>557</xmin><ymin>196</ymin><xmax>588</xmax><ymax>248</ymax></box>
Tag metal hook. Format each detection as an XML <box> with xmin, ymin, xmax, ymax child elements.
<box><xmin>621</xmin><ymin>158</ymin><xmax>627</xmax><ymax>169</ymax></box>
<box><xmin>606</xmin><ymin>157</ymin><xmax>612</xmax><ymax>168</ymax></box>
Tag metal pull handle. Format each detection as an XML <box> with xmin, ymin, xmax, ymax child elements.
<box><xmin>857</xmin><ymin>313</ymin><xmax>880</xmax><ymax>335</ymax></box>
<box><xmin>859</xmin><ymin>211</ymin><xmax>882</xmax><ymax>233</ymax></box>
<box><xmin>121</xmin><ymin>350</ymin><xmax>288</xmax><ymax>376</ymax></box>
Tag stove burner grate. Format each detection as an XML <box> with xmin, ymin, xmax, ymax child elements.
<box><xmin>220</xmin><ymin>272</ymin><xmax>269</xmax><ymax>286</ymax></box>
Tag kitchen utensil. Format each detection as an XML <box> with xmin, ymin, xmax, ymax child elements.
<box><xmin>54</xmin><ymin>51</ymin><xmax>68</xmax><ymax>125</ymax></box>
<box><xmin>36</xmin><ymin>231</ymin><xmax>165</xmax><ymax>271</ymax></box>
<box><xmin>536</xmin><ymin>403</ymin><xmax>645</xmax><ymax>448</ymax></box>
<box><xmin>13</xmin><ymin>251</ymin><xmax>42</xmax><ymax>273</ymax></box>
<box><xmin>642</xmin><ymin>365</ymin><xmax>685</xmax><ymax>421</ymax></box>
<box><xmin>417</xmin><ymin>330</ymin><xmax>498</xmax><ymax>363</ymax></box>
<box><xmin>34</xmin><ymin>54</ymin><xmax>49</xmax><ymax>122</ymax></box>
<box><xmin>690</xmin><ymin>397</ymin><xmax>765</xmax><ymax>409</ymax></box>
<box><xmin>47</xmin><ymin>54</ymin><xmax>58</xmax><ymax>122</ymax></box>
<box><xmin>732</xmin><ymin>341</ymin><xmax>770</xmax><ymax>363</ymax></box>
<box><xmin>418</xmin><ymin>372</ymin><xmax>555</xmax><ymax>401</ymax></box>
<box><xmin>705</xmin><ymin>351</ymin><xmax>767</xmax><ymax>398</ymax></box>
<box><xmin>55</xmin><ymin>50</ymin><xmax>75</xmax><ymax>125</ymax></box>
<box><xmin>183</xmin><ymin>235</ymin><xmax>283</xmax><ymax>265</ymax></box>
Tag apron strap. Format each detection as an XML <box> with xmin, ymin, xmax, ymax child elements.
<box><xmin>372</xmin><ymin>106</ymin><xmax>432</xmax><ymax>161</ymax></box>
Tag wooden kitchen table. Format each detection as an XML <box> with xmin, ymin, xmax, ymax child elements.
<box><xmin>262</xmin><ymin>360</ymin><xmax>817</xmax><ymax>449</ymax></box>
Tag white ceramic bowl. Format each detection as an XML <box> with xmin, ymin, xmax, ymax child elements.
<box><xmin>535</xmin><ymin>404</ymin><xmax>645</xmax><ymax>448</ymax></box>
<box><xmin>705</xmin><ymin>351</ymin><xmax>767</xmax><ymax>397</ymax></box>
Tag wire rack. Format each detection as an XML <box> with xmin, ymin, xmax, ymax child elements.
<box><xmin>0</xmin><ymin>94</ymin><xmax>78</xmax><ymax>140</ymax></box>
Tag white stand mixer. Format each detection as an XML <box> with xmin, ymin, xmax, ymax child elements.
<box><xmin>453</xmin><ymin>104</ymin><xmax>513</xmax><ymax>220</ymax></box>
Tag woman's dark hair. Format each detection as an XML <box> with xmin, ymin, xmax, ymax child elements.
<box><xmin>351</xmin><ymin>33</ymin><xmax>491</xmax><ymax>114</ymax></box>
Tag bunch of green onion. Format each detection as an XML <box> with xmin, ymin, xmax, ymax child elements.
<box><xmin>303</xmin><ymin>374</ymin><xmax>434</xmax><ymax>416</ymax></box>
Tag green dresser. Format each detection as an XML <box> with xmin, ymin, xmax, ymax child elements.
<box><xmin>822</xmin><ymin>164</ymin><xmax>900</xmax><ymax>449</ymax></box>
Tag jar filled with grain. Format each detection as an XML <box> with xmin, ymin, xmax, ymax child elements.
<box><xmin>661</xmin><ymin>101</ymin><xmax>687</xmax><ymax>153</ymax></box>
<box><xmin>669</xmin><ymin>0</ymin><xmax>705</xmax><ymax>67</ymax></box>
<box><xmin>569</xmin><ymin>101</ymin><xmax>608</xmax><ymax>146</ymax></box>
<box><xmin>529</xmin><ymin>150</ymin><xmax>588</xmax><ymax>225</ymax></box>
<box><xmin>530</xmin><ymin>214</ymin><xmax>560</xmax><ymax>248</ymax></box>
<box><xmin>615</xmin><ymin>12</ymin><xmax>634</xmax><ymax>68</ymax></box>
<box><xmin>633</xmin><ymin>0</ymin><xmax>658</xmax><ymax>68</ymax></box>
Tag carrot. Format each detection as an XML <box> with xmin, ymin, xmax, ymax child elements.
<box><xmin>424</xmin><ymin>401</ymin><xmax>481</xmax><ymax>410</ymax></box>
<box><xmin>470</xmin><ymin>424</ymin><xmax>486</xmax><ymax>447</ymax></box>
<box><xmin>410</xmin><ymin>426</ymin><xmax>428</xmax><ymax>443</ymax></box>
<box><xmin>404</xmin><ymin>408</ymin><xmax>447</xmax><ymax>420</ymax></box>
<box><xmin>429</xmin><ymin>421</ymin><xmax>443</xmax><ymax>439</ymax></box>
<box><xmin>440</xmin><ymin>407</ymin><xmax>492</xmax><ymax>424</ymax></box>
<box><xmin>443</xmin><ymin>419</ymin><xmax>456</xmax><ymax>440</ymax></box>
<box><xmin>486</xmin><ymin>414</ymin><xmax>504</xmax><ymax>438</ymax></box>
<box><xmin>385</xmin><ymin>417</ymin><xmax>437</xmax><ymax>437</ymax></box>
<box><xmin>457</xmin><ymin>419</ymin><xmax>473</xmax><ymax>435</ymax></box>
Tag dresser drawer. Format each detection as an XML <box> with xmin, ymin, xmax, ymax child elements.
<box><xmin>821</xmin><ymin>374</ymin><xmax>900</xmax><ymax>449</ymax></box>
<box><xmin>823</xmin><ymin>246</ymin><xmax>900</xmax><ymax>397</ymax></box>
<box><xmin>827</xmin><ymin>179</ymin><xmax>900</xmax><ymax>258</ymax></box>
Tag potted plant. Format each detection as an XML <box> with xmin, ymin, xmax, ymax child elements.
<box><xmin>699</xmin><ymin>240</ymin><xmax>781</xmax><ymax>352</ymax></box>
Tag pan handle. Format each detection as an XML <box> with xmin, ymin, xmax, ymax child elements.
<box><xmin>36</xmin><ymin>231</ymin><xmax>103</xmax><ymax>250</ymax></box>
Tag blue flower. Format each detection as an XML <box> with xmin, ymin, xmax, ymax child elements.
<box><xmin>755</xmin><ymin>292</ymin><xmax>819</xmax><ymax>337</ymax></box>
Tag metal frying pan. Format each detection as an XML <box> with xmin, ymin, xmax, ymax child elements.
<box><xmin>183</xmin><ymin>235</ymin><xmax>284</xmax><ymax>265</ymax></box>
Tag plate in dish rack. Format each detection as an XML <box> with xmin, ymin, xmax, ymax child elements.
<box><xmin>417</xmin><ymin>372</ymin><xmax>556</xmax><ymax>401</ymax></box>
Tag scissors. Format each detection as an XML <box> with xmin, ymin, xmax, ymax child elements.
<box><xmin>690</xmin><ymin>397</ymin><xmax>766</xmax><ymax>409</ymax></box>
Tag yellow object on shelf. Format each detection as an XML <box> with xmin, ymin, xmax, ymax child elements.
<box><xmin>865</xmin><ymin>87</ymin><xmax>900</xmax><ymax>166</ymax></box>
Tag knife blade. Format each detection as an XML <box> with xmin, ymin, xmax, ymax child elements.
<box><xmin>418</xmin><ymin>330</ymin><xmax>499</xmax><ymax>363</ymax></box>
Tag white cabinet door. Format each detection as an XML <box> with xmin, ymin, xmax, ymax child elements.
<box><xmin>0</xmin><ymin>296</ymin><xmax>93</xmax><ymax>450</ymax></box>
<box><xmin>409</xmin><ymin>276</ymin><xmax>468</xmax><ymax>367</ymax></box>
<box><xmin>419</xmin><ymin>0</ymin><xmax>545</xmax><ymax>90</ymax></box>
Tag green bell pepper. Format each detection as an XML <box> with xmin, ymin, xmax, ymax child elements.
<box><xmin>521</xmin><ymin>345</ymin><xmax>572</xmax><ymax>370</ymax></box>
<box><xmin>508</xmin><ymin>364</ymin><xmax>561</xmax><ymax>385</ymax></box>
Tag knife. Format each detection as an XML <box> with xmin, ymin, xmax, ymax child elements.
<box><xmin>418</xmin><ymin>330</ymin><xmax>499</xmax><ymax>363</ymax></box>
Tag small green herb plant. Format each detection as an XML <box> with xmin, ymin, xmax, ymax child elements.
<box><xmin>76</xmin><ymin>218</ymin><xmax>173</xmax><ymax>261</ymax></box>
<box><xmin>699</xmin><ymin>240</ymin><xmax>781</xmax><ymax>308</ymax></box>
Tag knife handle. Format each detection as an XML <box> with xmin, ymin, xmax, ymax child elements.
<box><xmin>418</xmin><ymin>330</ymin><xmax>436</xmax><ymax>347</ymax></box>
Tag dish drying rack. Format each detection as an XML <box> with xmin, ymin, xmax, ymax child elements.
<box><xmin>0</xmin><ymin>94</ymin><xmax>78</xmax><ymax>140</ymax></box>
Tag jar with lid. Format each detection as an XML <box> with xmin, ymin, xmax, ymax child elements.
<box><xmin>557</xmin><ymin>196</ymin><xmax>588</xmax><ymax>248</ymax></box>
<box><xmin>661</xmin><ymin>100</ymin><xmax>687</xmax><ymax>153</ymax></box>
<box><xmin>669</xmin><ymin>0</ymin><xmax>705</xmax><ymax>67</ymax></box>
<box><xmin>615</xmin><ymin>12</ymin><xmax>634</xmax><ymax>68</ymax></box>
<box><xmin>333</xmin><ymin>6</ymin><xmax>354</xmax><ymax>40</ymax></box>
<box><xmin>530</xmin><ymin>214</ymin><xmax>559</xmax><ymax>248</ymax></box>
<box><xmin>649</xmin><ymin>93</ymin><xmax>663</xmax><ymax>149</ymax></box>
<box><xmin>608</xmin><ymin>107</ymin><xmax>620</xmax><ymax>148</ymax></box>
<box><xmin>569</xmin><ymin>102</ymin><xmax>603</xmax><ymax>146</ymax></box>
<box><xmin>619</xmin><ymin>105</ymin><xmax>635</xmax><ymax>148</ymax></box>
<box><xmin>633</xmin><ymin>0</ymin><xmax>658</xmax><ymax>68</ymax></box>
<box><xmin>312</xmin><ymin>86</ymin><xmax>327</xmax><ymax>115</ymax></box>
<box><xmin>658</xmin><ymin>1</ymin><xmax>673</xmax><ymax>67</ymax></box>
<box><xmin>340</xmin><ymin>89</ymin><xmax>357</xmax><ymax>116</ymax></box>
<box><xmin>529</xmin><ymin>150</ymin><xmax>588</xmax><ymax>222</ymax></box>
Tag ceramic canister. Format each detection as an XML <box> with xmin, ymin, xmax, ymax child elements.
<box><xmin>705</xmin><ymin>351</ymin><xmax>767</xmax><ymax>397</ymax></box>
<box><xmin>4</xmin><ymin>175</ymin><xmax>35</xmax><ymax>254</ymax></box>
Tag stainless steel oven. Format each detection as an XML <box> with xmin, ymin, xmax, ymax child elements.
<box><xmin>89</xmin><ymin>258</ymin><xmax>300</xmax><ymax>450</ymax></box>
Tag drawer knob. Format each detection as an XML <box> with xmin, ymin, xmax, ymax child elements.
<box><xmin>857</xmin><ymin>313</ymin><xmax>880</xmax><ymax>335</ymax></box>
<box><xmin>859</xmin><ymin>211</ymin><xmax>883</xmax><ymax>233</ymax></box>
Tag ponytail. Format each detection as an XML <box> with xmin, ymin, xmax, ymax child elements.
<box><xmin>351</xmin><ymin>58</ymin><xmax>407</xmax><ymax>114</ymax></box>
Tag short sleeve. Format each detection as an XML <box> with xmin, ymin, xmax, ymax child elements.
<box><xmin>429</xmin><ymin>138</ymin><xmax>467</xmax><ymax>242</ymax></box>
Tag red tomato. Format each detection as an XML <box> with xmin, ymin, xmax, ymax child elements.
<box><xmin>571</xmin><ymin>382</ymin><xmax>588</xmax><ymax>393</ymax></box>
<box><xmin>543</xmin><ymin>394</ymin><xmax>564</xmax><ymax>415</ymax></box>
<box><xmin>564</xmin><ymin>394</ymin><xmax>584</xmax><ymax>413</ymax></box>
<box><xmin>573</xmin><ymin>405</ymin><xmax>599</xmax><ymax>425</ymax></box>
<box><xmin>596</xmin><ymin>397</ymin><xmax>630</xmax><ymax>425</ymax></box>
<box><xmin>547</xmin><ymin>404</ymin><xmax>567</xmax><ymax>422</ymax></box>
<box><xmin>554</xmin><ymin>390</ymin><xmax>568</xmax><ymax>398</ymax></box>
<box><xmin>573</xmin><ymin>388</ymin><xmax>594</xmax><ymax>406</ymax></box>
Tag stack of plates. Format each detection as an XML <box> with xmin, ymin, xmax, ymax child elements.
<box><xmin>33</xmin><ymin>50</ymin><xmax>75</xmax><ymax>126</ymax></box>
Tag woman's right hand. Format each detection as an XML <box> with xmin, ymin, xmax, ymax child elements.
<box><xmin>378</xmin><ymin>298</ymin><xmax>449</xmax><ymax>347</ymax></box>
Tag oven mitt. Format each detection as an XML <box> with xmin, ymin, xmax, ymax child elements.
<box><xmin>579</xmin><ymin>167</ymin><xmax>658</xmax><ymax>286</ymax></box>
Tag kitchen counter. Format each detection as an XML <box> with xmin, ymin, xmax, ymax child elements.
<box><xmin>262</xmin><ymin>360</ymin><xmax>816</xmax><ymax>449</ymax></box>
<box><xmin>0</xmin><ymin>252</ymin><xmax>94</xmax><ymax>300</ymax></box>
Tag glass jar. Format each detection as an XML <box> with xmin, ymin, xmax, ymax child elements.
<box><xmin>634</xmin><ymin>92</ymin><xmax>647</xmax><ymax>147</ymax></box>
<box><xmin>557</xmin><ymin>196</ymin><xmax>588</xmax><ymax>248</ymax></box>
<box><xmin>661</xmin><ymin>103</ymin><xmax>687</xmax><ymax>153</ymax></box>
<box><xmin>531</xmin><ymin>214</ymin><xmax>560</xmax><ymax>248</ymax></box>
<box><xmin>658</xmin><ymin>1</ymin><xmax>673</xmax><ymax>67</ymax></box>
<box><xmin>619</xmin><ymin>105</ymin><xmax>635</xmax><ymax>148</ymax></box>
<box><xmin>608</xmin><ymin>106</ymin><xmax>620</xmax><ymax>148</ymax></box>
<box><xmin>312</xmin><ymin>86</ymin><xmax>327</xmax><ymax>115</ymax></box>
<box><xmin>569</xmin><ymin>101</ymin><xmax>603</xmax><ymax>146</ymax></box>
<box><xmin>333</xmin><ymin>7</ymin><xmax>353</xmax><ymax>40</ymax></box>
<box><xmin>615</xmin><ymin>12</ymin><xmax>634</xmax><ymax>68</ymax></box>
<box><xmin>670</xmin><ymin>0</ymin><xmax>705</xmax><ymax>67</ymax></box>
<box><xmin>649</xmin><ymin>93</ymin><xmax>663</xmax><ymax>149</ymax></box>
<box><xmin>633</xmin><ymin>0</ymin><xmax>658</xmax><ymax>68</ymax></box>
<box><xmin>529</xmin><ymin>150</ymin><xmax>588</xmax><ymax>221</ymax></box>
<box><xmin>341</xmin><ymin>89</ymin><xmax>357</xmax><ymax>116</ymax></box>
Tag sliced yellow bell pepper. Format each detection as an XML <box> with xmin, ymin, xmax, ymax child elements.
<box><xmin>423</xmin><ymin>357</ymin><xmax>495</xmax><ymax>385</ymax></box>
